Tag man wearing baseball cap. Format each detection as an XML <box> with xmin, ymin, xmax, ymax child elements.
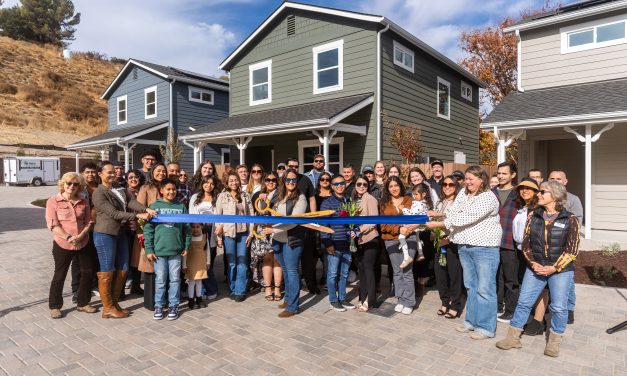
<box><xmin>428</xmin><ymin>159</ymin><xmax>444</xmax><ymax>197</ymax></box>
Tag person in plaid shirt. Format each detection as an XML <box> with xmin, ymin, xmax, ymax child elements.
<box><xmin>492</xmin><ymin>161</ymin><xmax>522</xmax><ymax>324</ymax></box>
<box><xmin>167</xmin><ymin>162</ymin><xmax>191</xmax><ymax>207</ymax></box>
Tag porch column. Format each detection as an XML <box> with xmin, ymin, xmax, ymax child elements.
<box><xmin>233</xmin><ymin>137</ymin><xmax>253</xmax><ymax>165</ymax></box>
<box><xmin>494</xmin><ymin>127</ymin><xmax>524</xmax><ymax>164</ymax></box>
<box><xmin>74</xmin><ymin>151</ymin><xmax>81</xmax><ymax>173</ymax></box>
<box><xmin>100</xmin><ymin>147</ymin><xmax>107</xmax><ymax>162</ymax></box>
<box><xmin>194</xmin><ymin>142</ymin><xmax>206</xmax><ymax>171</ymax></box>
<box><xmin>312</xmin><ymin>129</ymin><xmax>337</xmax><ymax>167</ymax></box>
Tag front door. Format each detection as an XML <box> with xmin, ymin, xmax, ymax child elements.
<box><xmin>246</xmin><ymin>145</ymin><xmax>273</xmax><ymax>171</ymax></box>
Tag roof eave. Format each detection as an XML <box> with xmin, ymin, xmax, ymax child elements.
<box><xmin>481</xmin><ymin>110</ymin><xmax>627</xmax><ymax>130</ymax></box>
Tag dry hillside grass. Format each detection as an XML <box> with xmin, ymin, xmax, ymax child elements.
<box><xmin>0</xmin><ymin>36</ymin><xmax>123</xmax><ymax>146</ymax></box>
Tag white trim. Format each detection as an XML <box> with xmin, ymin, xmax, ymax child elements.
<box><xmin>481</xmin><ymin>110</ymin><xmax>627</xmax><ymax>130</ymax></box>
<box><xmin>332</xmin><ymin>122</ymin><xmax>367</xmax><ymax>135</ymax></box>
<box><xmin>249</xmin><ymin>59</ymin><xmax>272</xmax><ymax>106</ymax></box>
<box><xmin>144</xmin><ymin>86</ymin><xmax>157</xmax><ymax>119</ymax></box>
<box><xmin>188</xmin><ymin>86</ymin><xmax>215</xmax><ymax>105</ymax></box>
<box><xmin>116</xmin><ymin>95</ymin><xmax>127</xmax><ymax>125</ymax></box>
<box><xmin>116</xmin><ymin>150</ymin><xmax>133</xmax><ymax>167</ymax></box>
<box><xmin>516</xmin><ymin>30</ymin><xmax>523</xmax><ymax>92</ymax></box>
<box><xmin>313</xmin><ymin>39</ymin><xmax>344</xmax><ymax>94</ymax></box>
<box><xmin>461</xmin><ymin>81</ymin><xmax>472</xmax><ymax>102</ymax></box>
<box><xmin>221</xmin><ymin>148</ymin><xmax>231</xmax><ymax>165</ymax></box>
<box><xmin>392</xmin><ymin>40</ymin><xmax>414</xmax><ymax>73</ymax></box>
<box><xmin>328</xmin><ymin>95</ymin><xmax>374</xmax><ymax>125</ymax></box>
<box><xmin>66</xmin><ymin>122</ymin><xmax>169</xmax><ymax>149</ymax></box>
<box><xmin>560</xmin><ymin>15</ymin><xmax>627</xmax><ymax>54</ymax></box>
<box><xmin>376</xmin><ymin>24</ymin><xmax>389</xmax><ymax>161</ymax></box>
<box><xmin>436</xmin><ymin>77</ymin><xmax>451</xmax><ymax>120</ymax></box>
<box><xmin>297</xmin><ymin>137</ymin><xmax>344</xmax><ymax>175</ymax></box>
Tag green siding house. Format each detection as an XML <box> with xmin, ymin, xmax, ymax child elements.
<box><xmin>181</xmin><ymin>2</ymin><xmax>485</xmax><ymax>174</ymax></box>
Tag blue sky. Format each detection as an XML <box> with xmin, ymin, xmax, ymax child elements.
<box><xmin>4</xmin><ymin>0</ymin><xmax>558</xmax><ymax>76</ymax></box>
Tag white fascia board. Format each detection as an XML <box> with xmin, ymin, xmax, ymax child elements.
<box><xmin>120</xmin><ymin>122</ymin><xmax>170</xmax><ymax>142</ymax></box>
<box><xmin>66</xmin><ymin>138</ymin><xmax>119</xmax><ymax>150</ymax></box>
<box><xmin>176</xmin><ymin>77</ymin><xmax>230</xmax><ymax>92</ymax></box>
<box><xmin>328</xmin><ymin>95</ymin><xmax>374</xmax><ymax>125</ymax></box>
<box><xmin>180</xmin><ymin>118</ymin><xmax>329</xmax><ymax>141</ymax></box>
<box><xmin>481</xmin><ymin>111</ymin><xmax>627</xmax><ymax>130</ymax></box>
<box><xmin>101</xmin><ymin>59</ymin><xmax>169</xmax><ymax>99</ymax></box>
<box><xmin>504</xmin><ymin>0</ymin><xmax>627</xmax><ymax>33</ymax></box>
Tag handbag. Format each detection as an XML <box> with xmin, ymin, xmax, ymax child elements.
<box><xmin>251</xmin><ymin>230</ymin><xmax>273</xmax><ymax>257</ymax></box>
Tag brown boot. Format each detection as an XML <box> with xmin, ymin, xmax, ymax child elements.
<box><xmin>496</xmin><ymin>327</ymin><xmax>523</xmax><ymax>350</ymax></box>
<box><xmin>112</xmin><ymin>270</ymin><xmax>130</xmax><ymax>315</ymax></box>
<box><xmin>544</xmin><ymin>331</ymin><xmax>562</xmax><ymax>357</ymax></box>
<box><xmin>97</xmin><ymin>271</ymin><xmax>127</xmax><ymax>319</ymax></box>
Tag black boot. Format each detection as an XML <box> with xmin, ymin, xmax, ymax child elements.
<box><xmin>567</xmin><ymin>310</ymin><xmax>575</xmax><ymax>324</ymax></box>
<box><xmin>388</xmin><ymin>282</ymin><xmax>395</xmax><ymax>297</ymax></box>
<box><xmin>188</xmin><ymin>298</ymin><xmax>195</xmax><ymax>310</ymax></box>
<box><xmin>523</xmin><ymin>319</ymin><xmax>545</xmax><ymax>336</ymax></box>
<box><xmin>195</xmin><ymin>296</ymin><xmax>205</xmax><ymax>308</ymax></box>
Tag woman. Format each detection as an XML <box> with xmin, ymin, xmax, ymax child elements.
<box><xmin>125</xmin><ymin>169</ymin><xmax>145</xmax><ymax>297</ymax></box>
<box><xmin>215</xmin><ymin>171</ymin><xmax>254</xmax><ymax>302</ymax></box>
<box><xmin>46</xmin><ymin>173</ymin><xmax>97</xmax><ymax>318</ymax></box>
<box><xmin>373</xmin><ymin>161</ymin><xmax>387</xmax><ymax>191</ymax></box>
<box><xmin>380</xmin><ymin>176</ymin><xmax>416</xmax><ymax>315</ymax></box>
<box><xmin>136</xmin><ymin>163</ymin><xmax>167</xmax><ymax>275</ymax></box>
<box><xmin>388</xmin><ymin>164</ymin><xmax>401</xmax><ymax>178</ymax></box>
<box><xmin>251</xmin><ymin>171</ymin><xmax>283</xmax><ymax>301</ymax></box>
<box><xmin>189</xmin><ymin>175</ymin><xmax>221</xmax><ymax>300</ymax></box>
<box><xmin>261</xmin><ymin>169</ymin><xmax>307</xmax><ymax>317</ymax></box>
<box><xmin>431</xmin><ymin>175</ymin><xmax>464</xmax><ymax>319</ymax></box>
<box><xmin>351</xmin><ymin>175</ymin><xmax>379</xmax><ymax>312</ymax></box>
<box><xmin>489</xmin><ymin>173</ymin><xmax>499</xmax><ymax>189</ymax></box>
<box><xmin>179</xmin><ymin>169</ymin><xmax>189</xmax><ymax>187</ymax></box>
<box><xmin>496</xmin><ymin>181</ymin><xmax>580</xmax><ymax>357</ymax></box>
<box><xmin>427</xmin><ymin>165</ymin><xmax>502</xmax><ymax>339</ymax></box>
<box><xmin>407</xmin><ymin>167</ymin><xmax>439</xmax><ymax>206</ymax></box>
<box><xmin>314</xmin><ymin>171</ymin><xmax>333</xmax><ymax>210</ymax></box>
<box><xmin>190</xmin><ymin>160</ymin><xmax>217</xmax><ymax>193</ymax></box>
<box><xmin>246</xmin><ymin>163</ymin><xmax>264</xmax><ymax>195</ymax></box>
<box><xmin>92</xmin><ymin>162</ymin><xmax>154</xmax><ymax>318</ymax></box>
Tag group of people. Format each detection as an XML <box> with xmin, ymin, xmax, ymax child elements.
<box><xmin>45</xmin><ymin>149</ymin><xmax>581</xmax><ymax>357</ymax></box>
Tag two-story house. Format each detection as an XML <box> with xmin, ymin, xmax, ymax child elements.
<box><xmin>180</xmin><ymin>2</ymin><xmax>485</xmax><ymax>176</ymax></box>
<box><xmin>67</xmin><ymin>59</ymin><xmax>230</xmax><ymax>173</ymax></box>
<box><xmin>483</xmin><ymin>0</ymin><xmax>627</xmax><ymax>246</ymax></box>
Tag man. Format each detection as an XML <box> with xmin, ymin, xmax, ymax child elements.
<box><xmin>304</xmin><ymin>153</ymin><xmax>327</xmax><ymax>188</ymax></box>
<box><xmin>528</xmin><ymin>168</ymin><xmax>543</xmax><ymax>185</ymax></box>
<box><xmin>548</xmin><ymin>170</ymin><xmax>581</xmax><ymax>324</ymax></box>
<box><xmin>427</xmin><ymin>159</ymin><xmax>444</xmax><ymax>197</ymax></box>
<box><xmin>276</xmin><ymin>163</ymin><xmax>287</xmax><ymax>178</ymax></box>
<box><xmin>167</xmin><ymin>162</ymin><xmax>191</xmax><ymax>207</ymax></box>
<box><xmin>452</xmin><ymin>170</ymin><xmax>465</xmax><ymax>187</ymax></box>
<box><xmin>113</xmin><ymin>162</ymin><xmax>127</xmax><ymax>188</ymax></box>
<box><xmin>342</xmin><ymin>163</ymin><xmax>356</xmax><ymax>197</ymax></box>
<box><xmin>492</xmin><ymin>161</ymin><xmax>522</xmax><ymax>324</ymax></box>
<box><xmin>361</xmin><ymin>164</ymin><xmax>380</xmax><ymax>199</ymax></box>
<box><xmin>236</xmin><ymin>164</ymin><xmax>249</xmax><ymax>187</ymax></box>
<box><xmin>140</xmin><ymin>150</ymin><xmax>159</xmax><ymax>181</ymax></box>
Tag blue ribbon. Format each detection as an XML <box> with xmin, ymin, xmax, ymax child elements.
<box><xmin>150</xmin><ymin>214</ymin><xmax>429</xmax><ymax>225</ymax></box>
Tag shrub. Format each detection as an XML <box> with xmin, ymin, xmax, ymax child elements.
<box><xmin>17</xmin><ymin>85</ymin><xmax>48</xmax><ymax>102</ymax></box>
<box><xmin>601</xmin><ymin>242</ymin><xmax>621</xmax><ymax>257</ymax></box>
<box><xmin>40</xmin><ymin>71</ymin><xmax>66</xmax><ymax>90</ymax></box>
<box><xmin>109</xmin><ymin>57</ymin><xmax>127</xmax><ymax>65</ymax></box>
<box><xmin>592</xmin><ymin>264</ymin><xmax>619</xmax><ymax>285</ymax></box>
<box><xmin>0</xmin><ymin>83</ymin><xmax>18</xmax><ymax>95</ymax></box>
<box><xmin>74</xmin><ymin>50</ymin><xmax>108</xmax><ymax>61</ymax></box>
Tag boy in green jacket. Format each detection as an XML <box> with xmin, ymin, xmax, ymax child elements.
<box><xmin>144</xmin><ymin>179</ymin><xmax>191</xmax><ymax>320</ymax></box>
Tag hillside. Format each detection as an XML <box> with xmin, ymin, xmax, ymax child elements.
<box><xmin>0</xmin><ymin>36</ymin><xmax>123</xmax><ymax>149</ymax></box>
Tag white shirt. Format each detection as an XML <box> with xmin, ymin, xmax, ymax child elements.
<box><xmin>443</xmin><ymin>188</ymin><xmax>502</xmax><ymax>247</ymax></box>
<box><xmin>512</xmin><ymin>207</ymin><xmax>529</xmax><ymax>250</ymax></box>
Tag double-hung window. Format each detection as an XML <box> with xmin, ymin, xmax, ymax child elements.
<box><xmin>249</xmin><ymin>60</ymin><xmax>272</xmax><ymax>105</ymax></box>
<box><xmin>117</xmin><ymin>95</ymin><xmax>127</xmax><ymax>125</ymax></box>
<box><xmin>561</xmin><ymin>16</ymin><xmax>627</xmax><ymax>53</ymax></box>
<box><xmin>144</xmin><ymin>86</ymin><xmax>157</xmax><ymax>119</ymax></box>
<box><xmin>393</xmin><ymin>40</ymin><xmax>414</xmax><ymax>73</ymax></box>
<box><xmin>313</xmin><ymin>40</ymin><xmax>343</xmax><ymax>94</ymax></box>
<box><xmin>437</xmin><ymin>77</ymin><xmax>450</xmax><ymax>120</ymax></box>
<box><xmin>461</xmin><ymin>81</ymin><xmax>472</xmax><ymax>102</ymax></box>
<box><xmin>189</xmin><ymin>86</ymin><xmax>214</xmax><ymax>105</ymax></box>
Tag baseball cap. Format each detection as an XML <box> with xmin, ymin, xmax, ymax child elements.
<box><xmin>361</xmin><ymin>164</ymin><xmax>374</xmax><ymax>173</ymax></box>
<box><xmin>430</xmin><ymin>159</ymin><xmax>444</xmax><ymax>167</ymax></box>
<box><xmin>452</xmin><ymin>170</ymin><xmax>464</xmax><ymax>180</ymax></box>
<box><xmin>276</xmin><ymin>163</ymin><xmax>286</xmax><ymax>170</ymax></box>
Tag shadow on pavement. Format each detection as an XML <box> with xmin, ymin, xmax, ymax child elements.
<box><xmin>0</xmin><ymin>207</ymin><xmax>46</xmax><ymax>233</ymax></box>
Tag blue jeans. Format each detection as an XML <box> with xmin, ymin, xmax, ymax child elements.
<box><xmin>326</xmin><ymin>248</ymin><xmax>352</xmax><ymax>303</ymax></box>
<box><xmin>459</xmin><ymin>245</ymin><xmax>500</xmax><ymax>337</ymax></box>
<box><xmin>273</xmin><ymin>240</ymin><xmax>303</xmax><ymax>313</ymax></box>
<box><xmin>568</xmin><ymin>278</ymin><xmax>576</xmax><ymax>311</ymax></box>
<box><xmin>154</xmin><ymin>255</ymin><xmax>182</xmax><ymax>308</ymax></box>
<box><xmin>511</xmin><ymin>268</ymin><xmax>573</xmax><ymax>334</ymax></box>
<box><xmin>93</xmin><ymin>231</ymin><xmax>129</xmax><ymax>272</ymax></box>
<box><xmin>224</xmin><ymin>233</ymin><xmax>248</xmax><ymax>296</ymax></box>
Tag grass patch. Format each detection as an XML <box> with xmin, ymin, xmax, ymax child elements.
<box><xmin>31</xmin><ymin>198</ymin><xmax>47</xmax><ymax>208</ymax></box>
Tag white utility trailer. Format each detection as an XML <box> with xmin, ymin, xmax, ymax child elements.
<box><xmin>3</xmin><ymin>156</ymin><xmax>60</xmax><ymax>186</ymax></box>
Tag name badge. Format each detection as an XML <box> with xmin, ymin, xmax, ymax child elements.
<box><xmin>554</xmin><ymin>222</ymin><xmax>565</xmax><ymax>228</ymax></box>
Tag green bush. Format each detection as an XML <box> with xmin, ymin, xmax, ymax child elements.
<box><xmin>601</xmin><ymin>242</ymin><xmax>621</xmax><ymax>257</ymax></box>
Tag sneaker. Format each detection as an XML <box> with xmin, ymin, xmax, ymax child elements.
<box><xmin>401</xmin><ymin>306</ymin><xmax>413</xmax><ymax>315</ymax></box>
<box><xmin>497</xmin><ymin>312</ymin><xmax>513</xmax><ymax>324</ymax></box>
<box><xmin>394</xmin><ymin>304</ymin><xmax>403</xmax><ymax>313</ymax></box>
<box><xmin>233</xmin><ymin>295</ymin><xmax>246</xmax><ymax>302</ymax></box>
<box><xmin>206</xmin><ymin>293</ymin><xmax>218</xmax><ymax>300</ymax></box>
<box><xmin>50</xmin><ymin>309</ymin><xmax>62</xmax><ymax>319</ymax></box>
<box><xmin>91</xmin><ymin>289</ymin><xmax>100</xmax><ymax>297</ymax></box>
<box><xmin>399</xmin><ymin>257</ymin><xmax>413</xmax><ymax>269</ymax></box>
<box><xmin>125</xmin><ymin>280</ymin><xmax>132</xmax><ymax>290</ymax></box>
<box><xmin>456</xmin><ymin>325</ymin><xmax>471</xmax><ymax>333</ymax></box>
<box><xmin>470</xmin><ymin>332</ymin><xmax>490</xmax><ymax>340</ymax></box>
<box><xmin>153</xmin><ymin>307</ymin><xmax>164</xmax><ymax>320</ymax></box>
<box><xmin>167</xmin><ymin>306</ymin><xmax>179</xmax><ymax>320</ymax></box>
<box><xmin>567</xmin><ymin>310</ymin><xmax>574</xmax><ymax>324</ymax></box>
<box><xmin>347</xmin><ymin>270</ymin><xmax>357</xmax><ymax>284</ymax></box>
<box><xmin>497</xmin><ymin>306</ymin><xmax>504</xmax><ymax>315</ymax></box>
<box><xmin>340</xmin><ymin>300</ymin><xmax>356</xmax><ymax>310</ymax></box>
<box><xmin>330</xmin><ymin>301</ymin><xmax>346</xmax><ymax>312</ymax></box>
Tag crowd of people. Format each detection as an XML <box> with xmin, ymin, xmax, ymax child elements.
<box><xmin>45</xmin><ymin>149</ymin><xmax>581</xmax><ymax>357</ymax></box>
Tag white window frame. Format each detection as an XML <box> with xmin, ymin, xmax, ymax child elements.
<box><xmin>437</xmin><ymin>77</ymin><xmax>451</xmax><ymax>121</ymax></box>
<box><xmin>312</xmin><ymin>39</ymin><xmax>344</xmax><ymax>94</ymax></box>
<box><xmin>116</xmin><ymin>150</ymin><xmax>133</xmax><ymax>167</ymax></box>
<box><xmin>249</xmin><ymin>59</ymin><xmax>272</xmax><ymax>106</ymax></box>
<box><xmin>144</xmin><ymin>86</ymin><xmax>157</xmax><ymax>119</ymax></box>
<box><xmin>560</xmin><ymin>15</ymin><xmax>627</xmax><ymax>54</ymax></box>
<box><xmin>392</xmin><ymin>40</ymin><xmax>414</xmax><ymax>73</ymax></box>
<box><xmin>461</xmin><ymin>81</ymin><xmax>472</xmax><ymax>102</ymax></box>
<box><xmin>297</xmin><ymin>137</ymin><xmax>344</xmax><ymax>175</ymax></box>
<box><xmin>116</xmin><ymin>95</ymin><xmax>127</xmax><ymax>125</ymax></box>
<box><xmin>188</xmin><ymin>86</ymin><xmax>214</xmax><ymax>105</ymax></box>
<box><xmin>221</xmin><ymin>148</ymin><xmax>231</xmax><ymax>165</ymax></box>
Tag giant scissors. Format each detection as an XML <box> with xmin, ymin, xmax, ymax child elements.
<box><xmin>252</xmin><ymin>197</ymin><xmax>335</xmax><ymax>239</ymax></box>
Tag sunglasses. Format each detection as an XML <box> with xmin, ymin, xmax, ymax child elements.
<box><xmin>442</xmin><ymin>182</ymin><xmax>456</xmax><ymax>188</ymax></box>
<box><xmin>65</xmin><ymin>182</ymin><xmax>80</xmax><ymax>187</ymax></box>
<box><xmin>356</xmin><ymin>182</ymin><xmax>368</xmax><ymax>188</ymax></box>
<box><xmin>538</xmin><ymin>190</ymin><xmax>550</xmax><ymax>195</ymax></box>
<box><xmin>319</xmin><ymin>178</ymin><xmax>330</xmax><ymax>182</ymax></box>
<box><xmin>314</xmin><ymin>159</ymin><xmax>324</xmax><ymax>163</ymax></box>
<box><xmin>332</xmin><ymin>182</ymin><xmax>346</xmax><ymax>187</ymax></box>
<box><xmin>284</xmin><ymin>178</ymin><xmax>298</xmax><ymax>183</ymax></box>
<box><xmin>252</xmin><ymin>169</ymin><xmax>262</xmax><ymax>174</ymax></box>
<box><xmin>265</xmin><ymin>178</ymin><xmax>277</xmax><ymax>183</ymax></box>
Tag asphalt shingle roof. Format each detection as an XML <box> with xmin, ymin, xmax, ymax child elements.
<box><xmin>482</xmin><ymin>79</ymin><xmax>627</xmax><ymax>125</ymax></box>
<box><xmin>131</xmin><ymin>59</ymin><xmax>229</xmax><ymax>87</ymax></box>
<box><xmin>67</xmin><ymin>120</ymin><xmax>168</xmax><ymax>148</ymax></box>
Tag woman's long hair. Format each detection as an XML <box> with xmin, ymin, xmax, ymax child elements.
<box><xmin>146</xmin><ymin>162</ymin><xmax>167</xmax><ymax>190</ymax></box>
<box><xmin>194</xmin><ymin>175</ymin><xmax>220</xmax><ymax>206</ymax></box>
<box><xmin>260</xmin><ymin>171</ymin><xmax>279</xmax><ymax>195</ymax></box>
<box><xmin>277</xmin><ymin>170</ymin><xmax>301</xmax><ymax>204</ymax></box>
<box><xmin>224</xmin><ymin>171</ymin><xmax>242</xmax><ymax>203</ymax></box>
<box><xmin>440</xmin><ymin>175</ymin><xmax>460</xmax><ymax>200</ymax></box>
<box><xmin>315</xmin><ymin>171</ymin><xmax>333</xmax><ymax>196</ymax></box>
<box><xmin>350</xmin><ymin>174</ymin><xmax>370</xmax><ymax>202</ymax></box>
<box><xmin>406</xmin><ymin>166</ymin><xmax>427</xmax><ymax>187</ymax></box>
<box><xmin>464</xmin><ymin>165</ymin><xmax>489</xmax><ymax>195</ymax></box>
<box><xmin>190</xmin><ymin>160</ymin><xmax>217</xmax><ymax>193</ymax></box>
<box><xmin>374</xmin><ymin>160</ymin><xmax>387</xmax><ymax>183</ymax></box>
<box><xmin>246</xmin><ymin>163</ymin><xmax>264</xmax><ymax>194</ymax></box>
<box><xmin>380</xmin><ymin>175</ymin><xmax>406</xmax><ymax>208</ymax></box>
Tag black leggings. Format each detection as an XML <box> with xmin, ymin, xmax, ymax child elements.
<box><xmin>50</xmin><ymin>242</ymin><xmax>95</xmax><ymax>309</ymax></box>
<box><xmin>355</xmin><ymin>239</ymin><xmax>379</xmax><ymax>308</ymax></box>
<box><xmin>433</xmin><ymin>243</ymin><xmax>464</xmax><ymax>311</ymax></box>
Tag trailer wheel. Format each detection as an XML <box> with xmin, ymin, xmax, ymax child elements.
<box><xmin>32</xmin><ymin>178</ymin><xmax>43</xmax><ymax>187</ymax></box>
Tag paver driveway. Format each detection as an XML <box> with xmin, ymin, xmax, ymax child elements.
<box><xmin>0</xmin><ymin>186</ymin><xmax>625</xmax><ymax>375</ymax></box>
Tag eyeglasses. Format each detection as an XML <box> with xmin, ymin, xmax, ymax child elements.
<box><xmin>332</xmin><ymin>182</ymin><xmax>346</xmax><ymax>187</ymax></box>
<box><xmin>356</xmin><ymin>182</ymin><xmax>368</xmax><ymax>188</ymax></box>
<box><xmin>442</xmin><ymin>183</ymin><xmax>456</xmax><ymax>188</ymax></box>
<box><xmin>265</xmin><ymin>178</ymin><xmax>277</xmax><ymax>183</ymax></box>
<box><xmin>284</xmin><ymin>178</ymin><xmax>297</xmax><ymax>184</ymax></box>
<box><xmin>252</xmin><ymin>170</ymin><xmax>262</xmax><ymax>174</ymax></box>
<box><xmin>314</xmin><ymin>159</ymin><xmax>324</xmax><ymax>163</ymax></box>
<box><xmin>65</xmin><ymin>182</ymin><xmax>80</xmax><ymax>187</ymax></box>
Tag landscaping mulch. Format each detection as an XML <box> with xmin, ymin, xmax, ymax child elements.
<box><xmin>574</xmin><ymin>251</ymin><xmax>627</xmax><ymax>288</ymax></box>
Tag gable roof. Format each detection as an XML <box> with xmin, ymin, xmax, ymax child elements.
<box><xmin>218</xmin><ymin>1</ymin><xmax>485</xmax><ymax>88</ymax></box>
<box><xmin>101</xmin><ymin>59</ymin><xmax>229</xmax><ymax>100</ymax></box>
<box><xmin>66</xmin><ymin>120</ymin><xmax>169</xmax><ymax>149</ymax></box>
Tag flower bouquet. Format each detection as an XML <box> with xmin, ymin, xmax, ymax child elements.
<box><xmin>338</xmin><ymin>200</ymin><xmax>362</xmax><ymax>252</ymax></box>
<box><xmin>432</xmin><ymin>227</ymin><xmax>447</xmax><ymax>267</ymax></box>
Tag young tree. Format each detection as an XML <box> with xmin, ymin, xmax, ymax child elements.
<box><xmin>384</xmin><ymin>113</ymin><xmax>424</xmax><ymax>165</ymax></box>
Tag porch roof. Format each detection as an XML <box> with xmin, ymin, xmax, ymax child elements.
<box><xmin>482</xmin><ymin>79</ymin><xmax>627</xmax><ymax>130</ymax></box>
<box><xmin>181</xmin><ymin>94</ymin><xmax>374</xmax><ymax>142</ymax></box>
<box><xmin>66</xmin><ymin>121</ymin><xmax>169</xmax><ymax>150</ymax></box>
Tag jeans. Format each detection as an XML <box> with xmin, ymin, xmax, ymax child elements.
<box><xmin>355</xmin><ymin>239</ymin><xmax>378</xmax><ymax>308</ymax></box>
<box><xmin>433</xmin><ymin>243</ymin><xmax>464</xmax><ymax>312</ymax></box>
<box><xmin>224</xmin><ymin>233</ymin><xmax>248</xmax><ymax>296</ymax></box>
<box><xmin>385</xmin><ymin>239</ymin><xmax>417</xmax><ymax>308</ymax></box>
<box><xmin>326</xmin><ymin>247</ymin><xmax>352</xmax><ymax>303</ymax></box>
<box><xmin>273</xmin><ymin>240</ymin><xmax>304</xmax><ymax>313</ymax></box>
<box><xmin>459</xmin><ymin>245</ymin><xmax>500</xmax><ymax>337</ymax></box>
<box><xmin>568</xmin><ymin>278</ymin><xmax>576</xmax><ymax>311</ymax></box>
<box><xmin>154</xmin><ymin>255</ymin><xmax>182</xmax><ymax>308</ymax></box>
<box><xmin>93</xmin><ymin>231</ymin><xmax>129</xmax><ymax>272</ymax></box>
<box><xmin>49</xmin><ymin>242</ymin><xmax>95</xmax><ymax>309</ymax></box>
<box><xmin>202</xmin><ymin>246</ymin><xmax>218</xmax><ymax>296</ymax></box>
<box><xmin>510</xmin><ymin>269</ymin><xmax>574</xmax><ymax>334</ymax></box>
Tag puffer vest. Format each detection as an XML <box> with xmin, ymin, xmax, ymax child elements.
<box><xmin>528</xmin><ymin>208</ymin><xmax>575</xmax><ymax>273</ymax></box>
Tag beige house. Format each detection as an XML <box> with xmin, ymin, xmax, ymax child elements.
<box><xmin>483</xmin><ymin>0</ymin><xmax>627</xmax><ymax>249</ymax></box>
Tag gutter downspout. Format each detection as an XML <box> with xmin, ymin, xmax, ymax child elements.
<box><xmin>515</xmin><ymin>30</ymin><xmax>524</xmax><ymax>92</ymax></box>
<box><xmin>168</xmin><ymin>79</ymin><xmax>177</xmax><ymax>164</ymax></box>
<box><xmin>376</xmin><ymin>23</ymin><xmax>390</xmax><ymax>161</ymax></box>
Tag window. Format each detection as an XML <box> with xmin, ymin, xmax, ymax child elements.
<box><xmin>117</xmin><ymin>95</ymin><xmax>127</xmax><ymax>125</ymax></box>
<box><xmin>461</xmin><ymin>81</ymin><xmax>472</xmax><ymax>102</ymax></box>
<box><xmin>297</xmin><ymin>138</ymin><xmax>343</xmax><ymax>176</ymax></box>
<box><xmin>393</xmin><ymin>40</ymin><xmax>414</xmax><ymax>73</ymax></box>
<box><xmin>561</xmin><ymin>16</ymin><xmax>627</xmax><ymax>53</ymax></box>
<box><xmin>249</xmin><ymin>60</ymin><xmax>272</xmax><ymax>105</ymax></box>
<box><xmin>189</xmin><ymin>86</ymin><xmax>214</xmax><ymax>105</ymax></box>
<box><xmin>313</xmin><ymin>40</ymin><xmax>343</xmax><ymax>94</ymax></box>
<box><xmin>145</xmin><ymin>86</ymin><xmax>157</xmax><ymax>119</ymax></box>
<box><xmin>437</xmin><ymin>77</ymin><xmax>450</xmax><ymax>120</ymax></box>
<box><xmin>221</xmin><ymin>148</ymin><xmax>231</xmax><ymax>165</ymax></box>
<box><xmin>116</xmin><ymin>151</ymin><xmax>133</xmax><ymax>167</ymax></box>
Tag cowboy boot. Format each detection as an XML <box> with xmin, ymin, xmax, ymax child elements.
<box><xmin>544</xmin><ymin>331</ymin><xmax>562</xmax><ymax>357</ymax></box>
<box><xmin>97</xmin><ymin>271</ymin><xmax>127</xmax><ymax>319</ymax></box>
<box><xmin>112</xmin><ymin>270</ymin><xmax>130</xmax><ymax>315</ymax></box>
<box><xmin>496</xmin><ymin>327</ymin><xmax>523</xmax><ymax>350</ymax></box>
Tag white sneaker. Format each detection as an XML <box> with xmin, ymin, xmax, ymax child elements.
<box><xmin>399</xmin><ymin>257</ymin><xmax>413</xmax><ymax>269</ymax></box>
<box><xmin>347</xmin><ymin>270</ymin><xmax>357</xmax><ymax>284</ymax></box>
<box><xmin>125</xmin><ymin>280</ymin><xmax>132</xmax><ymax>290</ymax></box>
<box><xmin>394</xmin><ymin>304</ymin><xmax>403</xmax><ymax>313</ymax></box>
<box><xmin>91</xmin><ymin>289</ymin><xmax>100</xmax><ymax>297</ymax></box>
<box><xmin>401</xmin><ymin>306</ymin><xmax>413</xmax><ymax>315</ymax></box>
<box><xmin>206</xmin><ymin>293</ymin><xmax>218</xmax><ymax>300</ymax></box>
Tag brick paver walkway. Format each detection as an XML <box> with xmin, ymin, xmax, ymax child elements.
<box><xmin>0</xmin><ymin>186</ymin><xmax>625</xmax><ymax>375</ymax></box>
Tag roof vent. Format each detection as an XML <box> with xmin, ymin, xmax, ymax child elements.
<box><xmin>287</xmin><ymin>15</ymin><xmax>295</xmax><ymax>36</ymax></box>
<box><xmin>133</xmin><ymin>67</ymin><xmax>138</xmax><ymax>80</ymax></box>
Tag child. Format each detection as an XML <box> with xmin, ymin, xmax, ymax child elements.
<box><xmin>184</xmin><ymin>223</ymin><xmax>210</xmax><ymax>310</ymax></box>
<box><xmin>399</xmin><ymin>183</ymin><xmax>433</xmax><ymax>268</ymax></box>
<box><xmin>143</xmin><ymin>179</ymin><xmax>191</xmax><ymax>321</ymax></box>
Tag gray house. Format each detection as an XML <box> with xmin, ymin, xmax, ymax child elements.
<box><xmin>67</xmin><ymin>59</ymin><xmax>230</xmax><ymax>173</ymax></box>
<box><xmin>180</xmin><ymin>2</ymin><xmax>485</xmax><ymax>175</ymax></box>
<box><xmin>482</xmin><ymin>0</ymin><xmax>627</xmax><ymax>247</ymax></box>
